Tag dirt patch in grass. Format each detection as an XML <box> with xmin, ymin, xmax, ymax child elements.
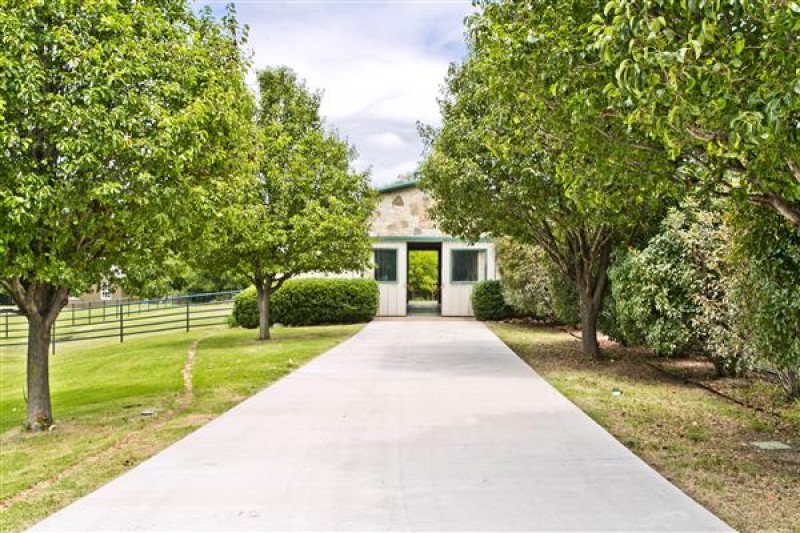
<box><xmin>490</xmin><ymin>322</ymin><xmax>800</xmax><ymax>533</ymax></box>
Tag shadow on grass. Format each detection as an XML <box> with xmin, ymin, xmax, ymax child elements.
<box><xmin>495</xmin><ymin>323</ymin><xmax>704</xmax><ymax>392</ymax></box>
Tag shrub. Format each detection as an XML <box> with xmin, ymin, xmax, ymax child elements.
<box><xmin>546</xmin><ymin>264</ymin><xmax>580</xmax><ymax>326</ymax></box>
<box><xmin>495</xmin><ymin>237</ymin><xmax>579</xmax><ymax>323</ymax></box>
<box><xmin>598</xmin><ymin>289</ymin><xmax>627</xmax><ymax>345</ymax></box>
<box><xmin>608</xmin><ymin>241</ymin><xmax>696</xmax><ymax>356</ymax></box>
<box><xmin>232</xmin><ymin>278</ymin><xmax>379</xmax><ymax>328</ymax></box>
<box><xmin>495</xmin><ymin>238</ymin><xmax>552</xmax><ymax>318</ymax></box>
<box><xmin>730</xmin><ymin>207</ymin><xmax>800</xmax><ymax>399</ymax></box>
<box><xmin>608</xmin><ymin>205</ymin><xmax>751</xmax><ymax>376</ymax></box>
<box><xmin>272</xmin><ymin>278</ymin><xmax>378</xmax><ymax>326</ymax></box>
<box><xmin>472</xmin><ymin>280</ymin><xmax>512</xmax><ymax>321</ymax></box>
<box><xmin>232</xmin><ymin>286</ymin><xmax>259</xmax><ymax>328</ymax></box>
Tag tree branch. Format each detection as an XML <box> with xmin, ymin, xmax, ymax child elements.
<box><xmin>748</xmin><ymin>193</ymin><xmax>800</xmax><ymax>228</ymax></box>
<box><xmin>787</xmin><ymin>159</ymin><xmax>800</xmax><ymax>185</ymax></box>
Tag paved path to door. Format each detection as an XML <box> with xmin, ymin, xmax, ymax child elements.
<box><xmin>36</xmin><ymin>320</ymin><xmax>729</xmax><ymax>531</ymax></box>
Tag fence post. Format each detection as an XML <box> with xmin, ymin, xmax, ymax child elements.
<box><xmin>4</xmin><ymin>312</ymin><xmax>7</xmax><ymax>338</ymax></box>
<box><xmin>186</xmin><ymin>297</ymin><xmax>190</xmax><ymax>332</ymax></box>
<box><xmin>51</xmin><ymin>321</ymin><xmax>56</xmax><ymax>355</ymax></box>
<box><xmin>119</xmin><ymin>303</ymin><xmax>124</xmax><ymax>343</ymax></box>
<box><xmin>71</xmin><ymin>304</ymin><xmax>75</xmax><ymax>326</ymax></box>
<box><xmin>88</xmin><ymin>302</ymin><xmax>92</xmax><ymax>324</ymax></box>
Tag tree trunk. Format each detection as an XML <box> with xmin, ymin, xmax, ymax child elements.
<box><xmin>578</xmin><ymin>288</ymin><xmax>601</xmax><ymax>359</ymax></box>
<box><xmin>779</xmin><ymin>370</ymin><xmax>799</xmax><ymax>402</ymax></box>
<box><xmin>572</xmin><ymin>233</ymin><xmax>612</xmax><ymax>360</ymax></box>
<box><xmin>256</xmin><ymin>284</ymin><xmax>271</xmax><ymax>341</ymax></box>
<box><xmin>4</xmin><ymin>279</ymin><xmax>69</xmax><ymax>431</ymax></box>
<box><xmin>26</xmin><ymin>317</ymin><xmax>54</xmax><ymax>430</ymax></box>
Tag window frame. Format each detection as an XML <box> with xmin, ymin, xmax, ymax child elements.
<box><xmin>373</xmin><ymin>248</ymin><xmax>399</xmax><ymax>284</ymax></box>
<box><xmin>450</xmin><ymin>249</ymin><xmax>482</xmax><ymax>284</ymax></box>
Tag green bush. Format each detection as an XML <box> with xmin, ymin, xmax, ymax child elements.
<box><xmin>232</xmin><ymin>286</ymin><xmax>259</xmax><ymax>329</ymax></box>
<box><xmin>495</xmin><ymin>238</ymin><xmax>551</xmax><ymax>318</ymax></box>
<box><xmin>608</xmin><ymin>205</ymin><xmax>751</xmax><ymax>376</ymax></box>
<box><xmin>495</xmin><ymin>237</ymin><xmax>579</xmax><ymax>323</ymax></box>
<box><xmin>547</xmin><ymin>264</ymin><xmax>580</xmax><ymax>326</ymax></box>
<box><xmin>730</xmin><ymin>207</ymin><xmax>800</xmax><ymax>399</ymax></box>
<box><xmin>472</xmin><ymin>280</ymin><xmax>512</xmax><ymax>321</ymax></box>
<box><xmin>598</xmin><ymin>289</ymin><xmax>627</xmax><ymax>345</ymax></box>
<box><xmin>272</xmin><ymin>278</ymin><xmax>378</xmax><ymax>326</ymax></box>
<box><xmin>232</xmin><ymin>278</ymin><xmax>378</xmax><ymax>328</ymax></box>
<box><xmin>608</xmin><ymin>241</ymin><xmax>695</xmax><ymax>356</ymax></box>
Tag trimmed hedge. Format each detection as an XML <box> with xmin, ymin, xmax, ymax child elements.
<box><xmin>471</xmin><ymin>280</ymin><xmax>513</xmax><ymax>321</ymax></box>
<box><xmin>231</xmin><ymin>287</ymin><xmax>260</xmax><ymax>329</ymax></box>
<box><xmin>232</xmin><ymin>278</ymin><xmax>378</xmax><ymax>328</ymax></box>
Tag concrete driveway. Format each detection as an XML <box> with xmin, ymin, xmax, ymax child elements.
<box><xmin>35</xmin><ymin>320</ymin><xmax>729</xmax><ymax>531</ymax></box>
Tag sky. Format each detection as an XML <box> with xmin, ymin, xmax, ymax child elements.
<box><xmin>194</xmin><ymin>0</ymin><xmax>474</xmax><ymax>186</ymax></box>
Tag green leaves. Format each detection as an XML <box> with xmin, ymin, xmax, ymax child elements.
<box><xmin>200</xmin><ymin>66</ymin><xmax>374</xmax><ymax>293</ymax></box>
<box><xmin>594</xmin><ymin>0</ymin><xmax>800</xmax><ymax>227</ymax></box>
<box><xmin>0</xmin><ymin>0</ymin><xmax>256</xmax><ymax>294</ymax></box>
<box><xmin>423</xmin><ymin>0</ymin><xmax>673</xmax><ymax>238</ymax></box>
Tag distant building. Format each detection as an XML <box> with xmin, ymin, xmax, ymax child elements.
<box><xmin>70</xmin><ymin>278</ymin><xmax>128</xmax><ymax>304</ymax></box>
<box><xmin>369</xmin><ymin>179</ymin><xmax>497</xmax><ymax>317</ymax></box>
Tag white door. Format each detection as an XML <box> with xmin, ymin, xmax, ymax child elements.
<box><xmin>373</xmin><ymin>243</ymin><xmax>407</xmax><ymax>316</ymax></box>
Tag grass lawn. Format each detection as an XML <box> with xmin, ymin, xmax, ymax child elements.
<box><xmin>0</xmin><ymin>323</ymin><xmax>363</xmax><ymax>532</ymax></box>
<box><xmin>490</xmin><ymin>322</ymin><xmax>800</xmax><ymax>533</ymax></box>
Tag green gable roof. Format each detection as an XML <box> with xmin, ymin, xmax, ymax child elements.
<box><xmin>376</xmin><ymin>178</ymin><xmax>420</xmax><ymax>194</ymax></box>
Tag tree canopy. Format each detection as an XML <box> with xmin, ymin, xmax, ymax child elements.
<box><xmin>592</xmin><ymin>0</ymin><xmax>800</xmax><ymax>226</ymax></box>
<box><xmin>408</xmin><ymin>251</ymin><xmax>438</xmax><ymax>300</ymax></box>
<box><xmin>0</xmin><ymin>1</ymin><xmax>255</xmax><ymax>429</ymax></box>
<box><xmin>420</xmin><ymin>0</ymin><xmax>673</xmax><ymax>357</ymax></box>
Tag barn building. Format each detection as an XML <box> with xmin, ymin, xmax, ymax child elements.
<box><xmin>369</xmin><ymin>179</ymin><xmax>497</xmax><ymax>317</ymax></box>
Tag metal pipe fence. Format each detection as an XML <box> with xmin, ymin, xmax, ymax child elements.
<box><xmin>0</xmin><ymin>290</ymin><xmax>240</xmax><ymax>352</ymax></box>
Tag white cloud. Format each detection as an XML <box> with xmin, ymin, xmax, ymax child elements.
<box><xmin>369</xmin><ymin>131</ymin><xmax>408</xmax><ymax>149</ymax></box>
<box><xmin>196</xmin><ymin>0</ymin><xmax>473</xmax><ymax>185</ymax></box>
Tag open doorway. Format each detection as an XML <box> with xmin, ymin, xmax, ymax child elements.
<box><xmin>406</xmin><ymin>242</ymin><xmax>442</xmax><ymax>316</ymax></box>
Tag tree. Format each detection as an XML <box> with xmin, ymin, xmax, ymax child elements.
<box><xmin>0</xmin><ymin>2</ymin><xmax>255</xmax><ymax>430</ymax></box>
<box><xmin>419</xmin><ymin>0</ymin><xmax>672</xmax><ymax>358</ymax></box>
<box><xmin>407</xmin><ymin>251</ymin><xmax>438</xmax><ymax>300</ymax></box>
<box><xmin>592</xmin><ymin>0</ymin><xmax>800</xmax><ymax>227</ymax></box>
<box><xmin>162</xmin><ymin>257</ymin><xmax>244</xmax><ymax>296</ymax></box>
<box><xmin>202</xmin><ymin>67</ymin><xmax>375</xmax><ymax>341</ymax></box>
<box><xmin>730</xmin><ymin>206</ymin><xmax>800</xmax><ymax>399</ymax></box>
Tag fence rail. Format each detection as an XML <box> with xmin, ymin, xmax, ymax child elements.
<box><xmin>0</xmin><ymin>290</ymin><xmax>240</xmax><ymax>352</ymax></box>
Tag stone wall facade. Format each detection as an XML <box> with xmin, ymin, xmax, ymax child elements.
<box><xmin>369</xmin><ymin>186</ymin><xmax>445</xmax><ymax>238</ymax></box>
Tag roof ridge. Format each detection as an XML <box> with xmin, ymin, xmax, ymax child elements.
<box><xmin>376</xmin><ymin>178</ymin><xmax>420</xmax><ymax>193</ymax></box>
